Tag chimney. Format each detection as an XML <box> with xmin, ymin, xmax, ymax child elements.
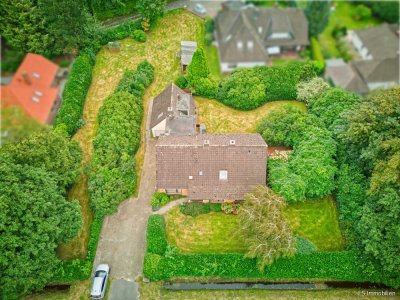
<box><xmin>22</xmin><ymin>72</ymin><xmax>31</xmax><ymax>85</ymax></box>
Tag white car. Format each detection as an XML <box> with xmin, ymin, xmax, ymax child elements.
<box><xmin>194</xmin><ymin>3</ymin><xmax>207</xmax><ymax>15</ymax></box>
<box><xmin>90</xmin><ymin>264</ymin><xmax>110</xmax><ymax>299</ymax></box>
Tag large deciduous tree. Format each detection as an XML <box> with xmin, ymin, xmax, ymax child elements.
<box><xmin>239</xmin><ymin>186</ymin><xmax>296</xmax><ymax>271</ymax></box>
<box><xmin>136</xmin><ymin>0</ymin><xmax>166</xmax><ymax>27</ymax></box>
<box><xmin>304</xmin><ymin>0</ymin><xmax>330</xmax><ymax>37</ymax></box>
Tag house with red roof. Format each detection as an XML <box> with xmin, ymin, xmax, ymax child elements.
<box><xmin>1</xmin><ymin>53</ymin><xmax>63</xmax><ymax>124</ymax></box>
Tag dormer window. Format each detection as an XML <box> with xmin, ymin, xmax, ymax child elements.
<box><xmin>34</xmin><ymin>90</ymin><xmax>43</xmax><ymax>96</ymax></box>
<box><xmin>225</xmin><ymin>34</ymin><xmax>232</xmax><ymax>42</ymax></box>
<box><xmin>247</xmin><ymin>41</ymin><xmax>254</xmax><ymax>50</ymax></box>
<box><xmin>258</xmin><ymin>27</ymin><xmax>263</xmax><ymax>34</ymax></box>
<box><xmin>219</xmin><ymin>170</ymin><xmax>228</xmax><ymax>181</ymax></box>
<box><xmin>237</xmin><ymin>41</ymin><xmax>243</xmax><ymax>50</ymax></box>
<box><xmin>268</xmin><ymin>32</ymin><xmax>292</xmax><ymax>40</ymax></box>
<box><xmin>32</xmin><ymin>96</ymin><xmax>40</xmax><ymax>103</ymax></box>
<box><xmin>32</xmin><ymin>72</ymin><xmax>40</xmax><ymax>79</ymax></box>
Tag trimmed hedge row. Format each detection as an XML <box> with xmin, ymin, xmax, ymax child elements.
<box><xmin>54</xmin><ymin>54</ymin><xmax>95</xmax><ymax>135</ymax></box>
<box><xmin>146</xmin><ymin>215</ymin><xmax>168</xmax><ymax>255</ymax></box>
<box><xmin>88</xmin><ymin>61</ymin><xmax>154</xmax><ymax>217</ymax></box>
<box><xmin>52</xmin><ymin>215</ymin><xmax>103</xmax><ymax>282</ymax></box>
<box><xmin>100</xmin><ymin>20</ymin><xmax>142</xmax><ymax>45</ymax></box>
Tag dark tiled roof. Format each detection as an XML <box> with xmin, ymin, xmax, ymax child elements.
<box><xmin>215</xmin><ymin>6</ymin><xmax>308</xmax><ymax>63</ymax></box>
<box><xmin>352</xmin><ymin>57</ymin><xmax>400</xmax><ymax>83</ymax></box>
<box><xmin>150</xmin><ymin>84</ymin><xmax>197</xmax><ymax>135</ymax></box>
<box><xmin>156</xmin><ymin>133</ymin><xmax>267</xmax><ymax>200</ymax></box>
<box><xmin>354</xmin><ymin>24</ymin><xmax>399</xmax><ymax>59</ymax></box>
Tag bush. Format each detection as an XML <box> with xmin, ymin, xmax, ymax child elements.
<box><xmin>352</xmin><ymin>4</ymin><xmax>372</xmax><ymax>21</ymax></box>
<box><xmin>132</xmin><ymin>29</ymin><xmax>147</xmax><ymax>42</ymax></box>
<box><xmin>310</xmin><ymin>37</ymin><xmax>325</xmax><ymax>72</ymax></box>
<box><xmin>1</xmin><ymin>48</ymin><xmax>25</xmax><ymax>72</ymax></box>
<box><xmin>175</xmin><ymin>75</ymin><xmax>188</xmax><ymax>89</ymax></box>
<box><xmin>55</xmin><ymin>54</ymin><xmax>94</xmax><ymax>136</ymax></box>
<box><xmin>195</xmin><ymin>76</ymin><xmax>219</xmax><ymax>98</ymax></box>
<box><xmin>296</xmin><ymin>237</ymin><xmax>317</xmax><ymax>254</ymax></box>
<box><xmin>180</xmin><ymin>202</ymin><xmax>221</xmax><ymax>217</ymax></box>
<box><xmin>146</xmin><ymin>215</ymin><xmax>168</xmax><ymax>255</ymax></box>
<box><xmin>100</xmin><ymin>20</ymin><xmax>142</xmax><ymax>45</ymax></box>
<box><xmin>296</xmin><ymin>77</ymin><xmax>329</xmax><ymax>105</ymax></box>
<box><xmin>151</xmin><ymin>192</ymin><xmax>170</xmax><ymax>208</ymax></box>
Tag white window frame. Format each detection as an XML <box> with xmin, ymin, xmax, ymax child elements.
<box><xmin>219</xmin><ymin>170</ymin><xmax>228</xmax><ymax>181</ymax></box>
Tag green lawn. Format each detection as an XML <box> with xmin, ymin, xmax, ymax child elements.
<box><xmin>205</xmin><ymin>45</ymin><xmax>222</xmax><ymax>79</ymax></box>
<box><xmin>319</xmin><ymin>1</ymin><xmax>380</xmax><ymax>58</ymax></box>
<box><xmin>284</xmin><ymin>196</ymin><xmax>345</xmax><ymax>251</ymax></box>
<box><xmin>196</xmin><ymin>97</ymin><xmax>307</xmax><ymax>133</ymax></box>
<box><xmin>139</xmin><ymin>281</ymin><xmax>389</xmax><ymax>300</ymax></box>
<box><xmin>165</xmin><ymin>207</ymin><xmax>247</xmax><ymax>253</ymax></box>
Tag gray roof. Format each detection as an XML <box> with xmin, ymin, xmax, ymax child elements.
<box><xmin>354</xmin><ymin>24</ymin><xmax>399</xmax><ymax>59</ymax></box>
<box><xmin>181</xmin><ymin>41</ymin><xmax>197</xmax><ymax>66</ymax></box>
<box><xmin>150</xmin><ymin>84</ymin><xmax>197</xmax><ymax>135</ymax></box>
<box><xmin>325</xmin><ymin>59</ymin><xmax>369</xmax><ymax>94</ymax></box>
<box><xmin>352</xmin><ymin>56</ymin><xmax>400</xmax><ymax>83</ymax></box>
<box><xmin>215</xmin><ymin>6</ymin><xmax>308</xmax><ymax>63</ymax></box>
<box><xmin>156</xmin><ymin>133</ymin><xmax>267</xmax><ymax>200</ymax></box>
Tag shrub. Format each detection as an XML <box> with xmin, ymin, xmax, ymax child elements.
<box><xmin>352</xmin><ymin>4</ymin><xmax>372</xmax><ymax>21</ymax></box>
<box><xmin>195</xmin><ymin>76</ymin><xmax>219</xmax><ymax>98</ymax></box>
<box><xmin>55</xmin><ymin>54</ymin><xmax>94</xmax><ymax>135</ymax></box>
<box><xmin>146</xmin><ymin>215</ymin><xmax>168</xmax><ymax>255</ymax></box>
<box><xmin>186</xmin><ymin>48</ymin><xmax>210</xmax><ymax>86</ymax></box>
<box><xmin>296</xmin><ymin>77</ymin><xmax>330</xmax><ymax>105</ymax></box>
<box><xmin>296</xmin><ymin>237</ymin><xmax>317</xmax><ymax>255</ymax></box>
<box><xmin>143</xmin><ymin>253</ymin><xmax>165</xmax><ymax>280</ymax></box>
<box><xmin>151</xmin><ymin>192</ymin><xmax>170</xmax><ymax>208</ymax></box>
<box><xmin>100</xmin><ymin>20</ymin><xmax>142</xmax><ymax>45</ymax></box>
<box><xmin>175</xmin><ymin>75</ymin><xmax>188</xmax><ymax>89</ymax></box>
<box><xmin>59</xmin><ymin>60</ymin><xmax>69</xmax><ymax>68</ymax></box>
<box><xmin>310</xmin><ymin>37</ymin><xmax>325</xmax><ymax>72</ymax></box>
<box><xmin>180</xmin><ymin>202</ymin><xmax>221</xmax><ymax>216</ymax></box>
<box><xmin>132</xmin><ymin>29</ymin><xmax>147</xmax><ymax>42</ymax></box>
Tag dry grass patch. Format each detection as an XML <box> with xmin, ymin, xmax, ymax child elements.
<box><xmin>165</xmin><ymin>207</ymin><xmax>246</xmax><ymax>253</ymax></box>
<box><xmin>196</xmin><ymin>97</ymin><xmax>307</xmax><ymax>133</ymax></box>
<box><xmin>59</xmin><ymin>10</ymin><xmax>205</xmax><ymax>258</ymax></box>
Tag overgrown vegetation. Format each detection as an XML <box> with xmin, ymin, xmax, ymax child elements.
<box><xmin>88</xmin><ymin>61</ymin><xmax>154</xmax><ymax>216</ymax></box>
<box><xmin>147</xmin><ymin>215</ymin><xmax>168</xmax><ymax>255</ymax></box>
<box><xmin>180</xmin><ymin>202</ymin><xmax>222</xmax><ymax>217</ymax></box>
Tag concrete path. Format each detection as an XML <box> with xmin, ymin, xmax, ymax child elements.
<box><xmin>109</xmin><ymin>280</ymin><xmax>138</xmax><ymax>300</ymax></box>
<box><xmin>155</xmin><ymin>198</ymin><xmax>187</xmax><ymax>215</ymax></box>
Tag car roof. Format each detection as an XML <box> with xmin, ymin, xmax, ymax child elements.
<box><xmin>90</xmin><ymin>277</ymin><xmax>104</xmax><ymax>295</ymax></box>
<box><xmin>95</xmin><ymin>264</ymin><xmax>110</xmax><ymax>272</ymax></box>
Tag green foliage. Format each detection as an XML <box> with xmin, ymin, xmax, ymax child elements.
<box><xmin>295</xmin><ymin>237</ymin><xmax>317</xmax><ymax>255</ymax></box>
<box><xmin>144</xmin><ymin>250</ymin><xmax>373</xmax><ymax>283</ymax></box>
<box><xmin>359</xmin><ymin>1</ymin><xmax>399</xmax><ymax>23</ymax></box>
<box><xmin>217</xmin><ymin>62</ymin><xmax>316</xmax><ymax>110</ymax></box>
<box><xmin>351</xmin><ymin>4</ymin><xmax>372</xmax><ymax>21</ymax></box>
<box><xmin>305</xmin><ymin>0</ymin><xmax>330</xmax><ymax>37</ymax></box>
<box><xmin>175</xmin><ymin>75</ymin><xmax>188</xmax><ymax>89</ymax></box>
<box><xmin>55</xmin><ymin>54</ymin><xmax>95</xmax><ymax>136</ymax></box>
<box><xmin>136</xmin><ymin>0</ymin><xmax>166</xmax><ymax>24</ymax></box>
<box><xmin>90</xmin><ymin>0</ymin><xmax>137</xmax><ymax>21</ymax></box>
<box><xmin>195</xmin><ymin>76</ymin><xmax>219</xmax><ymax>98</ymax></box>
<box><xmin>100</xmin><ymin>20</ymin><xmax>142</xmax><ymax>45</ymax></box>
<box><xmin>309</xmin><ymin>87</ymin><xmax>360</xmax><ymax>131</ymax></box>
<box><xmin>132</xmin><ymin>29</ymin><xmax>147</xmax><ymax>42</ymax></box>
<box><xmin>0</xmin><ymin>48</ymin><xmax>25</xmax><ymax>72</ymax></box>
<box><xmin>89</xmin><ymin>61</ymin><xmax>154</xmax><ymax>216</ymax></box>
<box><xmin>151</xmin><ymin>192</ymin><xmax>170</xmax><ymax>208</ymax></box>
<box><xmin>146</xmin><ymin>215</ymin><xmax>168</xmax><ymax>255</ymax></box>
<box><xmin>180</xmin><ymin>202</ymin><xmax>222</xmax><ymax>217</ymax></box>
<box><xmin>296</xmin><ymin>77</ymin><xmax>329</xmax><ymax>105</ymax></box>
<box><xmin>186</xmin><ymin>48</ymin><xmax>210</xmax><ymax>86</ymax></box>
<box><xmin>0</xmin><ymin>138</ymin><xmax>82</xmax><ymax>298</ymax></box>
<box><xmin>310</xmin><ymin>37</ymin><xmax>325</xmax><ymax>71</ymax></box>
<box><xmin>258</xmin><ymin>106</ymin><xmax>336</xmax><ymax>201</ymax></box>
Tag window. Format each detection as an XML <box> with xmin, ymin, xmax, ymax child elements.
<box><xmin>237</xmin><ymin>41</ymin><xmax>243</xmax><ymax>50</ymax></box>
<box><xmin>219</xmin><ymin>170</ymin><xmax>228</xmax><ymax>180</ymax></box>
<box><xmin>34</xmin><ymin>90</ymin><xmax>43</xmax><ymax>96</ymax></box>
<box><xmin>258</xmin><ymin>27</ymin><xmax>263</xmax><ymax>34</ymax></box>
<box><xmin>157</xmin><ymin>112</ymin><xmax>164</xmax><ymax>119</ymax></box>
<box><xmin>229</xmin><ymin>140</ymin><xmax>236</xmax><ymax>145</ymax></box>
<box><xmin>32</xmin><ymin>96</ymin><xmax>40</xmax><ymax>103</ymax></box>
<box><xmin>199</xmin><ymin>171</ymin><xmax>203</xmax><ymax>176</ymax></box>
<box><xmin>32</xmin><ymin>72</ymin><xmax>40</xmax><ymax>79</ymax></box>
<box><xmin>225</xmin><ymin>34</ymin><xmax>232</xmax><ymax>42</ymax></box>
<box><xmin>247</xmin><ymin>41</ymin><xmax>254</xmax><ymax>50</ymax></box>
<box><xmin>268</xmin><ymin>32</ymin><xmax>291</xmax><ymax>40</ymax></box>
<box><xmin>189</xmin><ymin>175</ymin><xmax>193</xmax><ymax>180</ymax></box>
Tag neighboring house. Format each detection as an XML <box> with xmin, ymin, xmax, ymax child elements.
<box><xmin>150</xmin><ymin>84</ymin><xmax>197</xmax><ymax>137</ymax></box>
<box><xmin>326</xmin><ymin>23</ymin><xmax>399</xmax><ymax>94</ymax></box>
<box><xmin>156</xmin><ymin>133</ymin><xmax>267</xmax><ymax>202</ymax></box>
<box><xmin>0</xmin><ymin>53</ymin><xmax>62</xmax><ymax>124</ymax></box>
<box><xmin>214</xmin><ymin>4</ymin><xmax>309</xmax><ymax>72</ymax></box>
<box><xmin>180</xmin><ymin>41</ymin><xmax>197</xmax><ymax>72</ymax></box>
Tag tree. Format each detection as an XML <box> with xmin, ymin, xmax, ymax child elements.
<box><xmin>136</xmin><ymin>0</ymin><xmax>166</xmax><ymax>26</ymax></box>
<box><xmin>360</xmin><ymin>1</ymin><xmax>399</xmax><ymax>23</ymax></box>
<box><xmin>38</xmin><ymin>0</ymin><xmax>99</xmax><ymax>54</ymax></box>
<box><xmin>0</xmin><ymin>0</ymin><xmax>55</xmax><ymax>56</ymax></box>
<box><xmin>352</xmin><ymin>4</ymin><xmax>372</xmax><ymax>21</ymax></box>
<box><xmin>186</xmin><ymin>48</ymin><xmax>210</xmax><ymax>86</ymax></box>
<box><xmin>304</xmin><ymin>0</ymin><xmax>330</xmax><ymax>37</ymax></box>
<box><xmin>238</xmin><ymin>186</ymin><xmax>296</xmax><ymax>271</ymax></box>
<box><xmin>296</xmin><ymin>77</ymin><xmax>329</xmax><ymax>105</ymax></box>
<box><xmin>0</xmin><ymin>106</ymin><xmax>45</xmax><ymax>145</ymax></box>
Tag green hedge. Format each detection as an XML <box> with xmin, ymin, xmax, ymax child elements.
<box><xmin>52</xmin><ymin>215</ymin><xmax>103</xmax><ymax>282</ymax></box>
<box><xmin>310</xmin><ymin>37</ymin><xmax>325</xmax><ymax>72</ymax></box>
<box><xmin>180</xmin><ymin>202</ymin><xmax>222</xmax><ymax>217</ymax></box>
<box><xmin>146</xmin><ymin>215</ymin><xmax>168</xmax><ymax>255</ymax></box>
<box><xmin>54</xmin><ymin>54</ymin><xmax>95</xmax><ymax>135</ymax></box>
<box><xmin>217</xmin><ymin>62</ymin><xmax>316</xmax><ymax>110</ymax></box>
<box><xmin>100</xmin><ymin>20</ymin><xmax>142</xmax><ymax>45</ymax></box>
<box><xmin>144</xmin><ymin>250</ymin><xmax>374</xmax><ymax>282</ymax></box>
<box><xmin>93</xmin><ymin>1</ymin><xmax>137</xmax><ymax>21</ymax></box>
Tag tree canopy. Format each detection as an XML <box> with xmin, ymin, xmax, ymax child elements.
<box><xmin>304</xmin><ymin>0</ymin><xmax>330</xmax><ymax>37</ymax></box>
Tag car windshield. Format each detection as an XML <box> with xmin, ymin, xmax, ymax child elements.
<box><xmin>95</xmin><ymin>270</ymin><xmax>107</xmax><ymax>278</ymax></box>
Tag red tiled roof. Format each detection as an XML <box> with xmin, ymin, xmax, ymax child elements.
<box><xmin>1</xmin><ymin>53</ymin><xmax>59</xmax><ymax>124</ymax></box>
